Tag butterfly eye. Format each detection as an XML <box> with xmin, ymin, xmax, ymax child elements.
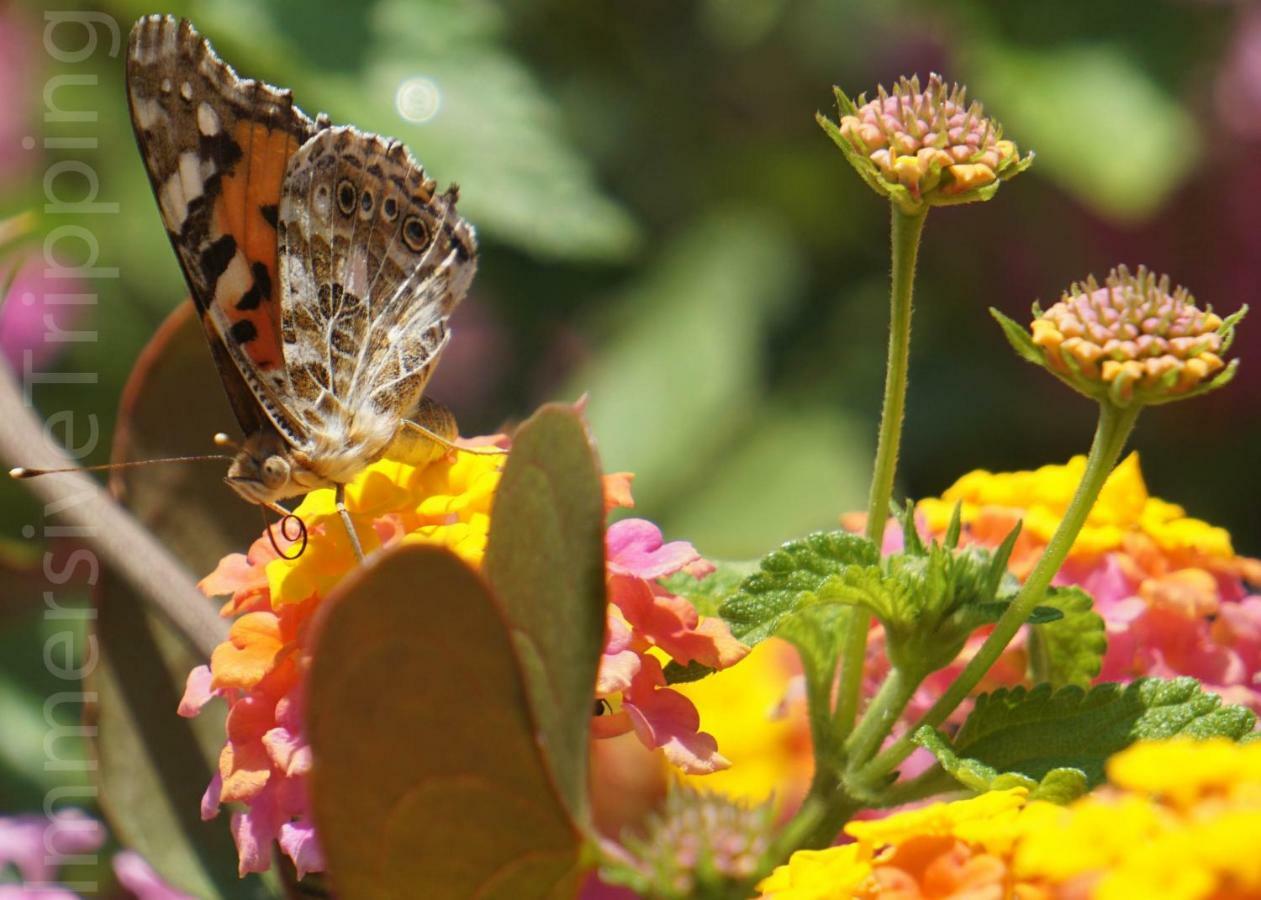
<box><xmin>382</xmin><ymin>197</ymin><xmax>398</xmax><ymax>221</ymax></box>
<box><xmin>260</xmin><ymin>455</ymin><xmax>290</xmax><ymax>487</ymax></box>
<box><xmin>359</xmin><ymin>190</ymin><xmax>374</xmax><ymax>216</ymax></box>
<box><xmin>336</xmin><ymin>179</ymin><xmax>357</xmax><ymax>216</ymax></box>
<box><xmin>402</xmin><ymin>215</ymin><xmax>429</xmax><ymax>252</ymax></box>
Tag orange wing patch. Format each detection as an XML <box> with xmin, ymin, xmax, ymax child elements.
<box><xmin>212</xmin><ymin>121</ymin><xmax>299</xmax><ymax>373</ymax></box>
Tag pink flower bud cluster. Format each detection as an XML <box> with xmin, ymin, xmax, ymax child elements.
<box><xmin>616</xmin><ymin>788</ymin><xmax>774</xmax><ymax>895</ymax></box>
<box><xmin>833</xmin><ymin>73</ymin><xmax>1025</xmax><ymax>207</ymax></box>
<box><xmin>1031</xmin><ymin>265</ymin><xmax>1233</xmax><ymax>404</ymax></box>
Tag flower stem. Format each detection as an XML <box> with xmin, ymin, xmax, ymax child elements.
<box><xmin>853</xmin><ymin>401</ymin><xmax>1140</xmax><ymax>785</ymax></box>
<box><xmin>835</xmin><ymin>205</ymin><xmax>928</xmax><ymax>737</ymax></box>
<box><xmin>843</xmin><ymin>665</ymin><xmax>914</xmax><ymax>769</ymax></box>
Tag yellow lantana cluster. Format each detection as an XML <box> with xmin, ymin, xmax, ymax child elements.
<box><xmin>759</xmin><ymin>738</ymin><xmax>1261</xmax><ymax>900</ymax></box>
<box><xmin>917</xmin><ymin>452</ymin><xmax>1254</xmax><ymax>581</ymax></box>
<box><xmin>266</xmin><ymin>451</ymin><xmax>503</xmax><ymax>605</ymax></box>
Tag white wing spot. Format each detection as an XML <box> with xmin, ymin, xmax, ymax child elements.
<box><xmin>159</xmin><ymin>169</ymin><xmax>188</xmax><ymax>227</ymax></box>
<box><xmin>197</xmin><ymin>101</ymin><xmax>221</xmax><ymax>136</ymax></box>
<box><xmin>180</xmin><ymin>81</ymin><xmax>194</xmax><ymax>101</ymax></box>
<box><xmin>212</xmin><ymin>251</ymin><xmax>253</xmax><ymax>308</ymax></box>
<box><xmin>177</xmin><ymin>151</ymin><xmax>205</xmax><ymax>207</ymax></box>
<box><xmin>132</xmin><ymin>97</ymin><xmax>166</xmax><ymax>131</ymax></box>
<box><xmin>160</xmin><ymin>77</ymin><xmax>172</xmax><ymax>93</ymax></box>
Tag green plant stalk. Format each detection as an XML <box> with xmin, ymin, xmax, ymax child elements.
<box><xmin>854</xmin><ymin>401</ymin><xmax>1140</xmax><ymax>785</ymax></box>
<box><xmin>842</xmin><ymin>664</ymin><xmax>915</xmax><ymax>769</ymax></box>
<box><xmin>834</xmin><ymin>206</ymin><xmax>928</xmax><ymax>737</ymax></box>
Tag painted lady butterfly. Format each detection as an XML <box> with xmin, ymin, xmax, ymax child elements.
<box><xmin>126</xmin><ymin>15</ymin><xmax>477</xmax><ymax>551</ymax></box>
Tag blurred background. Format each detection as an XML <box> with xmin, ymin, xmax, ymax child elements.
<box><xmin>1</xmin><ymin>0</ymin><xmax>1259</xmax><ymax>876</ymax></box>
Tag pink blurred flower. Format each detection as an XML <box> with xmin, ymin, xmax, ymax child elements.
<box><xmin>0</xmin><ymin>810</ymin><xmax>104</xmax><ymax>885</ymax></box>
<box><xmin>112</xmin><ymin>850</ymin><xmax>197</xmax><ymax>900</ymax></box>
<box><xmin>1</xmin><ymin>253</ymin><xmax>89</xmax><ymax>372</ymax></box>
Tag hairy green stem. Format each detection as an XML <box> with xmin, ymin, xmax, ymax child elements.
<box><xmin>843</xmin><ymin>665</ymin><xmax>914</xmax><ymax>769</ymax></box>
<box><xmin>834</xmin><ymin>206</ymin><xmax>928</xmax><ymax>738</ymax></box>
<box><xmin>853</xmin><ymin>402</ymin><xmax>1140</xmax><ymax>785</ymax></box>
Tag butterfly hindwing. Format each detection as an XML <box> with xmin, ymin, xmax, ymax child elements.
<box><xmin>276</xmin><ymin>126</ymin><xmax>477</xmax><ymax>449</ymax></box>
<box><xmin>126</xmin><ymin>14</ymin><xmax>318</xmax><ymax>445</ymax></box>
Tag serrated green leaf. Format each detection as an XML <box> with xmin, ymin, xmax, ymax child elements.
<box><xmin>989</xmin><ymin>307</ymin><xmax>1044</xmax><ymax>367</ymax></box>
<box><xmin>1025</xmin><ymin>768</ymin><xmax>1090</xmax><ymax>803</ymax></box>
<box><xmin>660</xmin><ymin>559</ymin><xmax>759</xmax><ymax>619</ymax></box>
<box><xmin>947</xmin><ymin>678</ymin><xmax>1257</xmax><ymax>789</ymax></box>
<box><xmin>660</xmin><ymin>562</ymin><xmax>760</xmax><ymax>684</ymax></box>
<box><xmin>718</xmin><ymin>531</ymin><xmax>879</xmax><ymax>646</ymax></box>
<box><xmin>662</xmin><ymin>659</ymin><xmax>717</xmax><ymax>685</ymax></box>
<box><xmin>1028</xmin><ymin>587</ymin><xmax>1107</xmax><ymax>688</ymax></box>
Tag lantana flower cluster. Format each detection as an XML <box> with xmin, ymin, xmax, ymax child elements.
<box><xmin>181</xmin><ymin>439</ymin><xmax>747</xmax><ymax>876</ymax></box>
<box><xmin>917</xmin><ymin>452</ymin><xmax>1261</xmax><ymax>712</ymax></box>
<box><xmin>822</xmin><ymin>73</ymin><xmax>1031</xmax><ymax>211</ymax></box>
<box><xmin>758</xmin><ymin>737</ymin><xmax>1261</xmax><ymax>899</ymax></box>
<box><xmin>1027</xmin><ymin>265</ymin><xmax>1238</xmax><ymax>406</ymax></box>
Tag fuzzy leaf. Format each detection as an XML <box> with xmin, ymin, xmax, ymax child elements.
<box><xmin>660</xmin><ymin>559</ymin><xmax>758</xmax><ymax>619</ymax></box>
<box><xmin>1028</xmin><ymin>587</ymin><xmax>1107</xmax><ymax>688</ymax></box>
<box><xmin>914</xmin><ymin>727</ymin><xmax>1089</xmax><ymax>803</ymax></box>
<box><xmin>485</xmin><ymin>404</ymin><xmax>607</xmax><ymax>828</ymax></box>
<box><xmin>935</xmin><ymin>678</ymin><xmax>1257</xmax><ymax>791</ymax></box>
<box><xmin>660</xmin><ymin>560</ymin><xmax>761</xmax><ymax>684</ymax></box>
<box><xmin>718</xmin><ymin>531</ymin><xmax>879</xmax><ymax>646</ymax></box>
<box><xmin>990</xmin><ymin>307</ymin><xmax>1045</xmax><ymax>367</ymax></box>
<box><xmin>308</xmin><ymin>545</ymin><xmax>581</xmax><ymax>899</ymax></box>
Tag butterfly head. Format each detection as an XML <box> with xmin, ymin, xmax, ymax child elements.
<box><xmin>225</xmin><ymin>429</ymin><xmax>322</xmax><ymax>504</ymax></box>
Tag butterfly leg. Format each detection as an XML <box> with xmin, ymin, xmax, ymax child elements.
<box><xmin>384</xmin><ymin>397</ymin><xmax>506</xmax><ymax>462</ymax></box>
<box><xmin>335</xmin><ymin>482</ymin><xmax>366</xmax><ymax>562</ymax></box>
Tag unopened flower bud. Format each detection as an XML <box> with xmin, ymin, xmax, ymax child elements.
<box><xmin>819</xmin><ymin>73</ymin><xmax>1032</xmax><ymax>213</ymax></box>
<box><xmin>603</xmin><ymin>787</ymin><xmax>776</xmax><ymax>899</ymax></box>
<box><xmin>994</xmin><ymin>265</ymin><xmax>1247</xmax><ymax>408</ymax></box>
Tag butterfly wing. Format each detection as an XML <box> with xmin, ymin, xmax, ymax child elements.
<box><xmin>276</xmin><ymin>126</ymin><xmax>477</xmax><ymax>455</ymax></box>
<box><xmin>126</xmin><ymin>15</ymin><xmax>319</xmax><ymax>446</ymax></box>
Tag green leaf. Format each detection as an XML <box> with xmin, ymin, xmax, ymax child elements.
<box><xmin>565</xmin><ymin>214</ymin><xmax>806</xmax><ymax>541</ymax></box>
<box><xmin>198</xmin><ymin>0</ymin><xmax>639</xmax><ymax>261</ymax></box>
<box><xmin>92</xmin><ymin>303</ymin><xmax>270</xmax><ymax>898</ymax></box>
<box><xmin>485</xmin><ymin>404</ymin><xmax>607</xmax><ymax>828</ymax></box>
<box><xmin>718</xmin><ymin>531</ymin><xmax>879</xmax><ymax>646</ymax></box>
<box><xmin>912</xmin><ymin>721</ymin><xmax>1089</xmax><ymax>801</ymax></box>
<box><xmin>967</xmin><ymin>42</ymin><xmax>1199</xmax><ymax>221</ymax></box>
<box><xmin>1028</xmin><ymin>587</ymin><xmax>1107</xmax><ymax>688</ymax></box>
<box><xmin>660</xmin><ymin>559</ymin><xmax>758</xmax><ymax>619</ymax></box>
<box><xmin>810</xmin><ymin>538</ymin><xmax>1026</xmax><ymax>676</ymax></box>
<box><xmin>934</xmin><ymin>678</ymin><xmax>1257</xmax><ymax>792</ymax></box>
<box><xmin>989</xmin><ymin>307</ymin><xmax>1045</xmax><ymax>368</ymax></box>
<box><xmin>308</xmin><ymin>545</ymin><xmax>582</xmax><ymax>900</ymax></box>
<box><xmin>913</xmin><ymin>727</ymin><xmax>1089</xmax><ymax>803</ymax></box>
<box><xmin>661</xmin><ymin>561</ymin><xmax>759</xmax><ymax>685</ymax></box>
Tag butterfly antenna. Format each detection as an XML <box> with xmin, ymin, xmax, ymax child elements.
<box><xmin>260</xmin><ymin>502</ymin><xmax>308</xmax><ymax>561</ymax></box>
<box><xmin>10</xmin><ymin>454</ymin><xmax>233</xmax><ymax>479</ymax></box>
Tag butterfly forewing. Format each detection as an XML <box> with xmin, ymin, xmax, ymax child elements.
<box><xmin>126</xmin><ymin>14</ymin><xmax>316</xmax><ymax>446</ymax></box>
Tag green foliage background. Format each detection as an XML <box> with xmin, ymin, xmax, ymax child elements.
<box><xmin>1</xmin><ymin>0</ymin><xmax>1258</xmax><ymax>886</ymax></box>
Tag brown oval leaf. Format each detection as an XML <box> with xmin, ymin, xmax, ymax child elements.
<box><xmin>308</xmin><ymin>544</ymin><xmax>582</xmax><ymax>899</ymax></box>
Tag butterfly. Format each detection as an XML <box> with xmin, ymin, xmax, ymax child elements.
<box><xmin>125</xmin><ymin>15</ymin><xmax>478</xmax><ymax>556</ymax></box>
